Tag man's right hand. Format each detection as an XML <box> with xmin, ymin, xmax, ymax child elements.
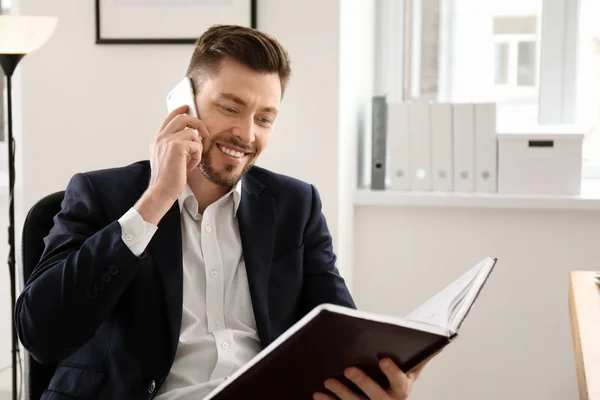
<box><xmin>134</xmin><ymin>105</ymin><xmax>210</xmax><ymax>225</ymax></box>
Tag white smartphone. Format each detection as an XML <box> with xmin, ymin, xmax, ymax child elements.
<box><xmin>166</xmin><ymin>77</ymin><xmax>199</xmax><ymax>118</ymax></box>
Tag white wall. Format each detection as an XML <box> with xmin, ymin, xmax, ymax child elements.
<box><xmin>17</xmin><ymin>0</ymin><xmax>192</xmax><ymax>211</ymax></box>
<box><xmin>354</xmin><ymin>205</ymin><xmax>597</xmax><ymax>400</ymax></box>
<box><xmin>337</xmin><ymin>0</ymin><xmax>375</xmax><ymax>290</ymax></box>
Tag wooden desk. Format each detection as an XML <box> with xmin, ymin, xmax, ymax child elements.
<box><xmin>569</xmin><ymin>271</ymin><xmax>600</xmax><ymax>400</ymax></box>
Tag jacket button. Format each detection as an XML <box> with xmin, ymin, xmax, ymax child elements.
<box><xmin>109</xmin><ymin>265</ymin><xmax>119</xmax><ymax>275</ymax></box>
<box><xmin>87</xmin><ymin>290</ymin><xmax>97</xmax><ymax>300</ymax></box>
<box><xmin>101</xmin><ymin>272</ymin><xmax>111</xmax><ymax>283</ymax></box>
<box><xmin>148</xmin><ymin>380</ymin><xmax>156</xmax><ymax>393</ymax></box>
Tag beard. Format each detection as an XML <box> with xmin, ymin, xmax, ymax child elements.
<box><xmin>197</xmin><ymin>136</ymin><xmax>257</xmax><ymax>188</ymax></box>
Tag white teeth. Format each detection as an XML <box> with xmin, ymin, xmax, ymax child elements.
<box><xmin>219</xmin><ymin>145</ymin><xmax>244</xmax><ymax>158</ymax></box>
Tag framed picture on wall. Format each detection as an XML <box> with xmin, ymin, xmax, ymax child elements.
<box><xmin>95</xmin><ymin>0</ymin><xmax>257</xmax><ymax>44</ymax></box>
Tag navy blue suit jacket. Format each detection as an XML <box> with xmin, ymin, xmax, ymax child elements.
<box><xmin>15</xmin><ymin>160</ymin><xmax>355</xmax><ymax>399</ymax></box>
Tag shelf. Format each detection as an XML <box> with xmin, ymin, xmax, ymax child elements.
<box><xmin>354</xmin><ymin>180</ymin><xmax>600</xmax><ymax>211</ymax></box>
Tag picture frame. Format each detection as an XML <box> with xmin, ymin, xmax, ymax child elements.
<box><xmin>95</xmin><ymin>0</ymin><xmax>257</xmax><ymax>45</ymax></box>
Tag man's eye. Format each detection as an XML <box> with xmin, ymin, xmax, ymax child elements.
<box><xmin>221</xmin><ymin>105</ymin><xmax>236</xmax><ymax>113</ymax></box>
<box><xmin>258</xmin><ymin>117</ymin><xmax>273</xmax><ymax>126</ymax></box>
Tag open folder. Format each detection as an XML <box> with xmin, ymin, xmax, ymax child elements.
<box><xmin>204</xmin><ymin>257</ymin><xmax>498</xmax><ymax>400</ymax></box>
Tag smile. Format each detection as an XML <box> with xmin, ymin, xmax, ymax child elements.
<box><xmin>217</xmin><ymin>144</ymin><xmax>246</xmax><ymax>158</ymax></box>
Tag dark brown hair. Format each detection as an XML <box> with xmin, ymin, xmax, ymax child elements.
<box><xmin>186</xmin><ymin>24</ymin><xmax>291</xmax><ymax>96</ymax></box>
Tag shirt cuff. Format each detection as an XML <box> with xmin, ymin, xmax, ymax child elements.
<box><xmin>118</xmin><ymin>207</ymin><xmax>158</xmax><ymax>257</ymax></box>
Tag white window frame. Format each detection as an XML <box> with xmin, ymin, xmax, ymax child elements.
<box><xmin>493</xmin><ymin>34</ymin><xmax>539</xmax><ymax>98</ymax></box>
<box><xmin>539</xmin><ymin>0</ymin><xmax>600</xmax><ymax>179</ymax></box>
<box><xmin>376</xmin><ymin>0</ymin><xmax>599</xmax><ymax>180</ymax></box>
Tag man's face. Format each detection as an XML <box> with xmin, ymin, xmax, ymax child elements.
<box><xmin>193</xmin><ymin>58</ymin><xmax>282</xmax><ymax>187</ymax></box>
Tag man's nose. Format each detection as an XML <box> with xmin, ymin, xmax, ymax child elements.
<box><xmin>233</xmin><ymin>117</ymin><xmax>255</xmax><ymax>144</ymax></box>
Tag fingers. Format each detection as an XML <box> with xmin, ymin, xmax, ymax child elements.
<box><xmin>163</xmin><ymin>113</ymin><xmax>210</xmax><ymax>138</ymax></box>
<box><xmin>171</xmin><ymin>128</ymin><xmax>202</xmax><ymax>143</ymax></box>
<box><xmin>184</xmin><ymin>140</ymin><xmax>203</xmax><ymax>171</ymax></box>
<box><xmin>407</xmin><ymin>349</ymin><xmax>441</xmax><ymax>380</ymax></box>
<box><xmin>194</xmin><ymin>120</ymin><xmax>210</xmax><ymax>140</ymax></box>
<box><xmin>317</xmin><ymin>378</ymin><xmax>365</xmax><ymax>400</ymax></box>
<box><xmin>342</xmin><ymin>367</ymin><xmax>387</xmax><ymax>400</ymax></box>
<box><xmin>380</xmin><ymin>359</ymin><xmax>411</xmax><ymax>399</ymax></box>
<box><xmin>159</xmin><ymin>105</ymin><xmax>189</xmax><ymax>132</ymax></box>
<box><xmin>313</xmin><ymin>392</ymin><xmax>338</xmax><ymax>400</ymax></box>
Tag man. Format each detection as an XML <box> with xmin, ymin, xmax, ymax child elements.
<box><xmin>16</xmin><ymin>25</ymin><xmax>433</xmax><ymax>399</ymax></box>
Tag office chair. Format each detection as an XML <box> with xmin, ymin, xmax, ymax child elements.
<box><xmin>21</xmin><ymin>191</ymin><xmax>65</xmax><ymax>400</ymax></box>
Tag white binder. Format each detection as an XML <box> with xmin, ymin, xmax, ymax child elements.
<box><xmin>431</xmin><ymin>103</ymin><xmax>453</xmax><ymax>191</ymax></box>
<box><xmin>409</xmin><ymin>101</ymin><xmax>432</xmax><ymax>191</ymax></box>
<box><xmin>388</xmin><ymin>102</ymin><xmax>411</xmax><ymax>190</ymax></box>
<box><xmin>453</xmin><ymin>103</ymin><xmax>475</xmax><ymax>192</ymax></box>
<box><xmin>475</xmin><ymin>103</ymin><xmax>498</xmax><ymax>192</ymax></box>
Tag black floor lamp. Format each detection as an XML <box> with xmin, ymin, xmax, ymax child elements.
<box><xmin>0</xmin><ymin>15</ymin><xmax>57</xmax><ymax>400</ymax></box>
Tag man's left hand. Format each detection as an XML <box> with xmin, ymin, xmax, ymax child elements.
<box><xmin>312</xmin><ymin>356</ymin><xmax>432</xmax><ymax>400</ymax></box>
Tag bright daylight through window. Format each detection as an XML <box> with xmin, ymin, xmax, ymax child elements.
<box><xmin>404</xmin><ymin>0</ymin><xmax>600</xmax><ymax>180</ymax></box>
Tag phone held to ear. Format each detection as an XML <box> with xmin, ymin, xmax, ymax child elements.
<box><xmin>166</xmin><ymin>77</ymin><xmax>199</xmax><ymax>118</ymax></box>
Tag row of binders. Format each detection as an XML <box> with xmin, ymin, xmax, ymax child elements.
<box><xmin>371</xmin><ymin>96</ymin><xmax>497</xmax><ymax>192</ymax></box>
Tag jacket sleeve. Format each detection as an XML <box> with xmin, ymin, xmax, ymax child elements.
<box><xmin>15</xmin><ymin>173</ymin><xmax>148</xmax><ymax>364</ymax></box>
<box><xmin>301</xmin><ymin>184</ymin><xmax>356</xmax><ymax>314</ymax></box>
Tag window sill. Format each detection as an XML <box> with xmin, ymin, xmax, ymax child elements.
<box><xmin>354</xmin><ymin>180</ymin><xmax>600</xmax><ymax>211</ymax></box>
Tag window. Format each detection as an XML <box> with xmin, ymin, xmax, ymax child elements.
<box><xmin>425</xmin><ymin>0</ymin><xmax>543</xmax><ymax>126</ymax></box>
<box><xmin>493</xmin><ymin>16</ymin><xmax>538</xmax><ymax>89</ymax></box>
<box><xmin>377</xmin><ymin>0</ymin><xmax>600</xmax><ymax>181</ymax></box>
<box><xmin>494</xmin><ymin>42</ymin><xmax>509</xmax><ymax>85</ymax></box>
<box><xmin>576</xmin><ymin>0</ymin><xmax>600</xmax><ymax>177</ymax></box>
<box><xmin>517</xmin><ymin>41</ymin><xmax>536</xmax><ymax>85</ymax></box>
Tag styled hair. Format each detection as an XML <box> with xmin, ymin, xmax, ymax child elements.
<box><xmin>186</xmin><ymin>24</ymin><xmax>291</xmax><ymax>96</ymax></box>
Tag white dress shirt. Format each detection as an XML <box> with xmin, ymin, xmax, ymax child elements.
<box><xmin>118</xmin><ymin>181</ymin><xmax>261</xmax><ymax>399</ymax></box>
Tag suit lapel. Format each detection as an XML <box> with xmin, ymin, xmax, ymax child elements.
<box><xmin>148</xmin><ymin>203</ymin><xmax>183</xmax><ymax>359</ymax></box>
<box><xmin>135</xmin><ymin>162</ymin><xmax>183</xmax><ymax>359</ymax></box>
<box><xmin>238</xmin><ymin>173</ymin><xmax>275</xmax><ymax>348</ymax></box>
<box><xmin>134</xmin><ymin>163</ymin><xmax>274</xmax><ymax>354</ymax></box>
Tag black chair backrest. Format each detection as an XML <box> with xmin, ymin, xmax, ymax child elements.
<box><xmin>21</xmin><ymin>191</ymin><xmax>65</xmax><ymax>400</ymax></box>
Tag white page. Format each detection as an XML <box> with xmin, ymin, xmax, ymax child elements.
<box><xmin>405</xmin><ymin>259</ymin><xmax>490</xmax><ymax>329</ymax></box>
<box><xmin>448</xmin><ymin>259</ymin><xmax>496</xmax><ymax>332</ymax></box>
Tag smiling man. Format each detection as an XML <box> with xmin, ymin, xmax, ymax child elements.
<box><xmin>15</xmin><ymin>25</ymin><xmax>432</xmax><ymax>400</ymax></box>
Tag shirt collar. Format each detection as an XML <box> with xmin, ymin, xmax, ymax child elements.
<box><xmin>177</xmin><ymin>179</ymin><xmax>243</xmax><ymax>217</ymax></box>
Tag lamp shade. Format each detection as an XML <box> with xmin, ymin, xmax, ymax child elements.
<box><xmin>0</xmin><ymin>15</ymin><xmax>58</xmax><ymax>55</ymax></box>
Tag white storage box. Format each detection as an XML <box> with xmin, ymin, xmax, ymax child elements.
<box><xmin>498</xmin><ymin>126</ymin><xmax>584</xmax><ymax>195</ymax></box>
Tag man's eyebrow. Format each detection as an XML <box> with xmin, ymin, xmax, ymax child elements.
<box><xmin>219</xmin><ymin>92</ymin><xmax>279</xmax><ymax>115</ymax></box>
<box><xmin>220</xmin><ymin>92</ymin><xmax>246</xmax><ymax>106</ymax></box>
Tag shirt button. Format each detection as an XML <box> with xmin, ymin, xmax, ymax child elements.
<box><xmin>221</xmin><ymin>341</ymin><xmax>229</xmax><ymax>349</ymax></box>
<box><xmin>212</xmin><ymin>320</ymin><xmax>219</xmax><ymax>327</ymax></box>
<box><xmin>210</xmin><ymin>270</ymin><xmax>218</xmax><ymax>279</ymax></box>
<box><xmin>205</xmin><ymin>226</ymin><xmax>212</xmax><ymax>233</ymax></box>
<box><xmin>148</xmin><ymin>380</ymin><xmax>156</xmax><ymax>393</ymax></box>
<box><xmin>124</xmin><ymin>233</ymin><xmax>133</xmax><ymax>241</ymax></box>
